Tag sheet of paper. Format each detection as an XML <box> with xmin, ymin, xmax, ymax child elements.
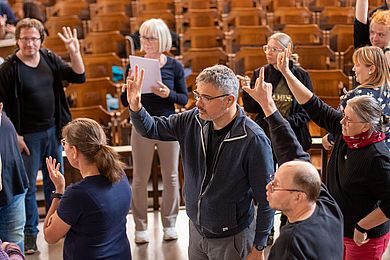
<box><xmin>129</xmin><ymin>55</ymin><xmax>162</xmax><ymax>94</ymax></box>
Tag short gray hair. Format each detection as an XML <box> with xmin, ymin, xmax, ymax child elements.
<box><xmin>269</xmin><ymin>32</ymin><xmax>293</xmax><ymax>49</ymax></box>
<box><xmin>139</xmin><ymin>18</ymin><xmax>172</xmax><ymax>53</ymax></box>
<box><xmin>346</xmin><ymin>95</ymin><xmax>384</xmax><ymax>132</ymax></box>
<box><xmin>195</xmin><ymin>65</ymin><xmax>239</xmax><ymax>99</ymax></box>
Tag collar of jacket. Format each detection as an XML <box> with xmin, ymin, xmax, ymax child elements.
<box><xmin>195</xmin><ymin>105</ymin><xmax>248</xmax><ymax>142</ymax></box>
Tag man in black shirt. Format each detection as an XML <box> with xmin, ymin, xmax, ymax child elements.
<box><xmin>0</xmin><ymin>18</ymin><xmax>85</xmax><ymax>254</ymax></box>
<box><xmin>243</xmin><ymin>67</ymin><xmax>344</xmax><ymax>260</ymax></box>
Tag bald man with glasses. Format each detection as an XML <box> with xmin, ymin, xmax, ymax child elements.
<box><xmin>243</xmin><ymin>67</ymin><xmax>344</xmax><ymax>260</ymax></box>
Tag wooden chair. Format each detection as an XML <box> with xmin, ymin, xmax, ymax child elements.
<box><xmin>44</xmin><ymin>15</ymin><xmax>85</xmax><ymax>38</ymax></box>
<box><xmin>270</xmin><ymin>7</ymin><xmax>315</xmax><ymax>29</ymax></box>
<box><xmin>339</xmin><ymin>45</ymin><xmax>355</xmax><ymax>76</ymax></box>
<box><xmin>225</xmin><ymin>25</ymin><xmax>272</xmax><ymax>53</ymax></box>
<box><xmin>89</xmin><ymin>12</ymin><xmax>131</xmax><ymax>34</ymax></box>
<box><xmin>177</xmin><ymin>9</ymin><xmax>220</xmax><ymax>34</ymax></box>
<box><xmin>130</xmin><ymin>10</ymin><xmax>176</xmax><ymax>33</ymax></box>
<box><xmin>217</xmin><ymin>0</ymin><xmax>258</xmax><ymax>14</ymax></box>
<box><xmin>319</xmin><ymin>6</ymin><xmax>354</xmax><ymax>29</ymax></box>
<box><xmin>83</xmin><ymin>52</ymin><xmax>124</xmax><ymax>80</ymax></box>
<box><xmin>132</xmin><ymin>0</ymin><xmax>174</xmax><ymax>17</ymax></box>
<box><xmin>222</xmin><ymin>7</ymin><xmax>266</xmax><ymax>32</ymax></box>
<box><xmin>308</xmin><ymin>0</ymin><xmax>342</xmax><ymax>12</ymax></box>
<box><xmin>70</xmin><ymin>105</ymin><xmax>116</xmax><ymax>144</ymax></box>
<box><xmin>283</xmin><ymin>24</ymin><xmax>325</xmax><ymax>46</ymax></box>
<box><xmin>0</xmin><ymin>39</ymin><xmax>17</xmax><ymax>58</ymax></box>
<box><xmin>82</xmin><ymin>31</ymin><xmax>126</xmax><ymax>58</ymax></box>
<box><xmin>307</xmin><ymin>69</ymin><xmax>352</xmax><ymax>97</ymax></box>
<box><xmin>43</xmin><ymin>35</ymin><xmax>70</xmax><ymax>60</ymax></box>
<box><xmin>89</xmin><ymin>0</ymin><xmax>132</xmax><ymax>18</ymax></box>
<box><xmin>46</xmin><ymin>1</ymin><xmax>90</xmax><ymax>20</ymax></box>
<box><xmin>229</xmin><ymin>46</ymin><xmax>267</xmax><ymax>76</ymax></box>
<box><xmin>295</xmin><ymin>45</ymin><xmax>339</xmax><ymax>70</ymax></box>
<box><xmin>326</xmin><ymin>24</ymin><xmax>353</xmax><ymax>52</ymax></box>
<box><xmin>181</xmin><ymin>26</ymin><xmax>224</xmax><ymax>52</ymax></box>
<box><xmin>181</xmin><ymin>47</ymin><xmax>229</xmax><ymax>74</ymax></box>
<box><xmin>272</xmin><ymin>0</ymin><xmax>303</xmax><ymax>11</ymax></box>
<box><xmin>65</xmin><ymin>77</ymin><xmax>121</xmax><ymax>109</ymax></box>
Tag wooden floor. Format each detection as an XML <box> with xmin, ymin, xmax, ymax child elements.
<box><xmin>26</xmin><ymin>209</ymin><xmax>390</xmax><ymax>260</ymax></box>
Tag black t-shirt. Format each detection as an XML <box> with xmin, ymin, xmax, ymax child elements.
<box><xmin>202</xmin><ymin>117</ymin><xmax>237</xmax><ymax>193</ymax></box>
<box><xmin>19</xmin><ymin>56</ymin><xmax>55</xmax><ymax>134</ymax></box>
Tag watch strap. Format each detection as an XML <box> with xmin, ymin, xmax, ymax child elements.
<box><xmin>354</xmin><ymin>223</ymin><xmax>367</xmax><ymax>233</ymax></box>
<box><xmin>384</xmin><ymin>47</ymin><xmax>390</xmax><ymax>53</ymax></box>
<box><xmin>255</xmin><ymin>245</ymin><xmax>266</xmax><ymax>251</ymax></box>
<box><xmin>51</xmin><ymin>192</ymin><xmax>63</xmax><ymax>200</ymax></box>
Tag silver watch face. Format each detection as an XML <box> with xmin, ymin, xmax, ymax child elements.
<box><xmin>255</xmin><ymin>245</ymin><xmax>266</xmax><ymax>251</ymax></box>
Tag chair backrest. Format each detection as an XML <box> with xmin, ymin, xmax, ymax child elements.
<box><xmin>328</xmin><ymin>24</ymin><xmax>353</xmax><ymax>52</ymax></box>
<box><xmin>295</xmin><ymin>45</ymin><xmax>338</xmax><ymax>69</ymax></box>
<box><xmin>66</xmin><ymin>77</ymin><xmax>120</xmax><ymax>109</ymax></box>
<box><xmin>182</xmin><ymin>47</ymin><xmax>228</xmax><ymax>73</ymax></box>
<box><xmin>89</xmin><ymin>12</ymin><xmax>130</xmax><ymax>34</ymax></box>
<box><xmin>45</xmin><ymin>15</ymin><xmax>84</xmax><ymax>38</ymax></box>
<box><xmin>222</xmin><ymin>7</ymin><xmax>265</xmax><ymax>32</ymax></box>
<box><xmin>184</xmin><ymin>9</ymin><xmax>219</xmax><ymax>27</ymax></box>
<box><xmin>230</xmin><ymin>46</ymin><xmax>267</xmax><ymax>75</ymax></box>
<box><xmin>320</xmin><ymin>6</ymin><xmax>354</xmax><ymax>28</ymax></box>
<box><xmin>130</xmin><ymin>10</ymin><xmax>176</xmax><ymax>33</ymax></box>
<box><xmin>43</xmin><ymin>35</ymin><xmax>70</xmax><ymax>60</ymax></box>
<box><xmin>46</xmin><ymin>1</ymin><xmax>90</xmax><ymax>19</ymax></box>
<box><xmin>273</xmin><ymin>7</ymin><xmax>314</xmax><ymax>25</ymax></box>
<box><xmin>83</xmin><ymin>52</ymin><xmax>123</xmax><ymax>79</ymax></box>
<box><xmin>82</xmin><ymin>31</ymin><xmax>126</xmax><ymax>57</ymax></box>
<box><xmin>89</xmin><ymin>0</ymin><xmax>132</xmax><ymax>18</ymax></box>
<box><xmin>307</xmin><ymin>69</ymin><xmax>352</xmax><ymax>97</ymax></box>
<box><xmin>283</xmin><ymin>24</ymin><xmax>324</xmax><ymax>45</ymax></box>
<box><xmin>182</xmin><ymin>26</ymin><xmax>224</xmax><ymax>50</ymax></box>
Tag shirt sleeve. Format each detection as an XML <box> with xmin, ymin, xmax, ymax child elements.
<box><xmin>166</xmin><ymin>59</ymin><xmax>188</xmax><ymax>106</ymax></box>
<box><xmin>57</xmin><ymin>185</ymin><xmax>83</xmax><ymax>226</ymax></box>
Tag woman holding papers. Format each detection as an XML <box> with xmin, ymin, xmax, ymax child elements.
<box><xmin>121</xmin><ymin>18</ymin><xmax>188</xmax><ymax>244</ymax></box>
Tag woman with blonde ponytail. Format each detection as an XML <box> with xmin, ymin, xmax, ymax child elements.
<box><xmin>43</xmin><ymin>118</ymin><xmax>132</xmax><ymax>260</ymax></box>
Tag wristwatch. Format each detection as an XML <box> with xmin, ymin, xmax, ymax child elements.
<box><xmin>255</xmin><ymin>245</ymin><xmax>266</xmax><ymax>251</ymax></box>
<box><xmin>354</xmin><ymin>223</ymin><xmax>367</xmax><ymax>234</ymax></box>
<box><xmin>51</xmin><ymin>192</ymin><xmax>63</xmax><ymax>200</ymax></box>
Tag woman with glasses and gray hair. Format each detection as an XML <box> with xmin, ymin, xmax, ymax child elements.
<box><xmin>242</xmin><ymin>32</ymin><xmax>313</xmax><ymax>243</ymax></box>
<box><xmin>120</xmin><ymin>18</ymin><xmax>188</xmax><ymax>244</ymax></box>
<box><xmin>277</xmin><ymin>46</ymin><xmax>390</xmax><ymax>260</ymax></box>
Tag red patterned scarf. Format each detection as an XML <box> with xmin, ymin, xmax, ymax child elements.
<box><xmin>343</xmin><ymin>131</ymin><xmax>385</xmax><ymax>149</ymax></box>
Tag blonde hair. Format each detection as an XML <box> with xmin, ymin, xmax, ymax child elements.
<box><xmin>352</xmin><ymin>46</ymin><xmax>390</xmax><ymax>89</ymax></box>
<box><xmin>370</xmin><ymin>10</ymin><xmax>390</xmax><ymax>27</ymax></box>
<box><xmin>62</xmin><ymin>118</ymin><xmax>125</xmax><ymax>183</ymax></box>
<box><xmin>139</xmin><ymin>18</ymin><xmax>172</xmax><ymax>53</ymax></box>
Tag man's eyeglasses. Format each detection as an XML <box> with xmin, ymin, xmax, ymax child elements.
<box><xmin>140</xmin><ymin>35</ymin><xmax>159</xmax><ymax>42</ymax></box>
<box><xmin>18</xmin><ymin>37</ymin><xmax>41</xmax><ymax>43</ymax></box>
<box><xmin>269</xmin><ymin>174</ymin><xmax>305</xmax><ymax>193</ymax></box>
<box><xmin>341</xmin><ymin>113</ymin><xmax>366</xmax><ymax>126</ymax></box>
<box><xmin>192</xmin><ymin>90</ymin><xmax>230</xmax><ymax>102</ymax></box>
<box><xmin>61</xmin><ymin>138</ymin><xmax>69</xmax><ymax>147</ymax></box>
<box><xmin>263</xmin><ymin>45</ymin><xmax>283</xmax><ymax>53</ymax></box>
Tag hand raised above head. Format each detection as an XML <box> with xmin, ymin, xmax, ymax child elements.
<box><xmin>125</xmin><ymin>65</ymin><xmax>145</xmax><ymax>112</ymax></box>
<box><xmin>58</xmin><ymin>27</ymin><xmax>80</xmax><ymax>54</ymax></box>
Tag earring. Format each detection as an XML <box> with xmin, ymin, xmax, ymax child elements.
<box><xmin>369</xmin><ymin>71</ymin><xmax>372</xmax><ymax>75</ymax></box>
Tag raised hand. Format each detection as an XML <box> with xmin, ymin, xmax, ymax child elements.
<box><xmin>58</xmin><ymin>27</ymin><xmax>80</xmax><ymax>55</ymax></box>
<box><xmin>125</xmin><ymin>65</ymin><xmax>145</xmax><ymax>111</ymax></box>
<box><xmin>46</xmin><ymin>156</ymin><xmax>65</xmax><ymax>194</ymax></box>
<box><xmin>242</xmin><ymin>67</ymin><xmax>277</xmax><ymax>117</ymax></box>
<box><xmin>276</xmin><ymin>43</ymin><xmax>292</xmax><ymax>75</ymax></box>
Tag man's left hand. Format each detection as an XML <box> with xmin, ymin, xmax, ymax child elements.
<box><xmin>58</xmin><ymin>27</ymin><xmax>80</xmax><ymax>55</ymax></box>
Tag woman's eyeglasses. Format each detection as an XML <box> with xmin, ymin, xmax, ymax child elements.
<box><xmin>263</xmin><ymin>45</ymin><xmax>284</xmax><ymax>53</ymax></box>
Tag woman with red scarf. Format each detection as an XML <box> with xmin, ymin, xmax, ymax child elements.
<box><xmin>276</xmin><ymin>45</ymin><xmax>390</xmax><ymax>260</ymax></box>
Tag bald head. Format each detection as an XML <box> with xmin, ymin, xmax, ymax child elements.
<box><xmin>278</xmin><ymin>161</ymin><xmax>321</xmax><ymax>202</ymax></box>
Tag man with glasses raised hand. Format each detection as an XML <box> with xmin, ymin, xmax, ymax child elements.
<box><xmin>0</xmin><ymin>18</ymin><xmax>85</xmax><ymax>254</ymax></box>
<box><xmin>126</xmin><ymin>64</ymin><xmax>274</xmax><ymax>260</ymax></box>
<box><xmin>243</xmin><ymin>67</ymin><xmax>343</xmax><ymax>260</ymax></box>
